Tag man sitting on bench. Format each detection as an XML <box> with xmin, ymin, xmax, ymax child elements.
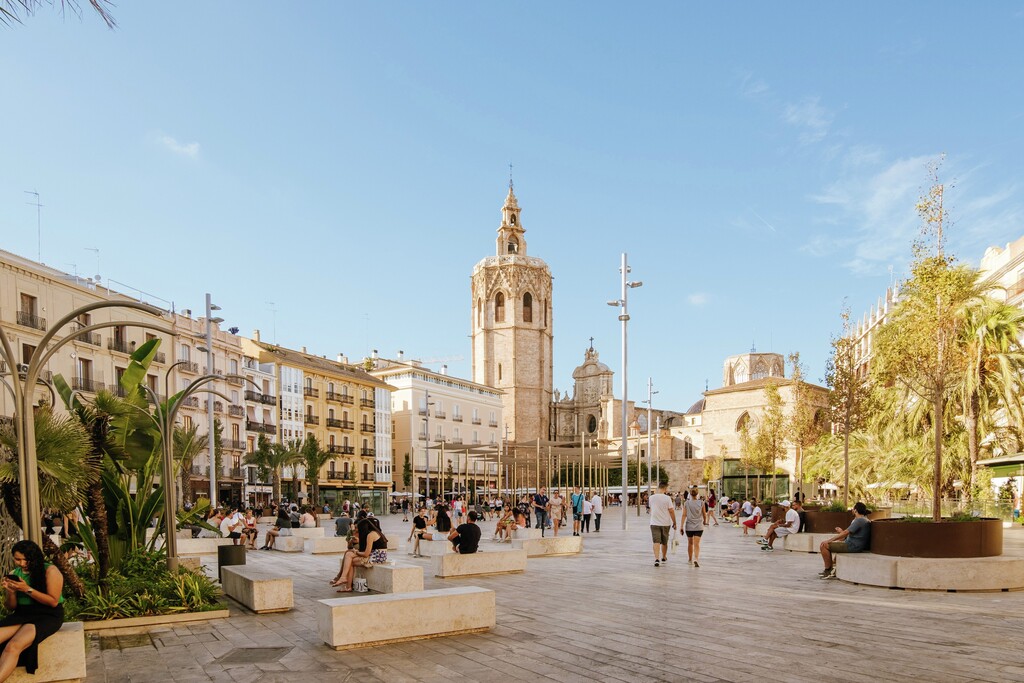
<box><xmin>448</xmin><ymin>510</ymin><xmax>482</xmax><ymax>554</ymax></box>
<box><xmin>819</xmin><ymin>502</ymin><xmax>871</xmax><ymax>579</ymax></box>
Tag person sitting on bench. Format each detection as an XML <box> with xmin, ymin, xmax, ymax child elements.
<box><xmin>448</xmin><ymin>510</ymin><xmax>482</xmax><ymax>554</ymax></box>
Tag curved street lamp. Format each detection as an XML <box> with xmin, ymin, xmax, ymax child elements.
<box><xmin>0</xmin><ymin>300</ymin><xmax>174</xmax><ymax>546</ymax></box>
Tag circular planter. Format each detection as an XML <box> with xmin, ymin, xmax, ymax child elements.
<box><xmin>870</xmin><ymin>518</ymin><xmax>1003</xmax><ymax>558</ymax></box>
<box><xmin>770</xmin><ymin>505</ymin><xmax>787</xmax><ymax>523</ymax></box>
<box><xmin>804</xmin><ymin>510</ymin><xmax>853</xmax><ymax>533</ymax></box>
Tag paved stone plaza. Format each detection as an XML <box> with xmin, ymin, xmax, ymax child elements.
<box><xmin>84</xmin><ymin>514</ymin><xmax>1024</xmax><ymax>683</ymax></box>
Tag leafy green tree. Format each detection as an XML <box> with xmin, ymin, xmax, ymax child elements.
<box><xmin>403</xmin><ymin>453</ymin><xmax>412</xmax><ymax>488</ymax></box>
<box><xmin>787</xmin><ymin>352</ymin><xmax>826</xmax><ymax>498</ymax></box>
<box><xmin>741</xmin><ymin>382</ymin><xmax>787</xmax><ymax>500</ymax></box>
<box><xmin>605</xmin><ymin>460</ymin><xmax>668</xmax><ymax>487</ymax></box>
<box><xmin>301</xmin><ymin>434</ymin><xmax>331</xmax><ymax>506</ymax></box>
<box><xmin>173</xmin><ymin>423</ymin><xmax>207</xmax><ymax>509</ymax></box>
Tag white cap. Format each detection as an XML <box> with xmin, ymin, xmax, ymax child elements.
<box><xmin>780</xmin><ymin>500</ymin><xmax>791</xmax><ymax>507</ymax></box>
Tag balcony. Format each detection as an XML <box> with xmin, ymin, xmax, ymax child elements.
<box><xmin>361</xmin><ymin>448</ymin><xmax>375</xmax><ymax>457</ymax></box>
<box><xmin>244</xmin><ymin>390</ymin><xmax>276</xmax><ymax>405</ymax></box>
<box><xmin>17</xmin><ymin>311</ymin><xmax>46</xmax><ymax>330</ymax></box>
<box><xmin>246</xmin><ymin>419</ymin><xmax>275</xmax><ymax>433</ymax></box>
<box><xmin>360</xmin><ymin>398</ymin><xmax>374</xmax><ymax>408</ymax></box>
<box><xmin>72</xmin><ymin>325</ymin><xmax>101</xmax><ymax>346</ymax></box>
<box><xmin>223</xmin><ymin>466</ymin><xmax>243</xmax><ymax>479</ymax></box>
<box><xmin>107</xmin><ymin>339</ymin><xmax>133</xmax><ymax>354</ymax></box>
<box><xmin>181</xmin><ymin>396</ymin><xmax>199</xmax><ymax>408</ymax></box>
<box><xmin>452</xmin><ymin>414</ymin><xmax>463</xmax><ymax>422</ymax></box>
<box><xmin>417</xmin><ymin>409</ymin><xmax>428</xmax><ymax>416</ymax></box>
<box><xmin>434</xmin><ymin>411</ymin><xmax>446</xmax><ymax>419</ymax></box>
<box><xmin>178</xmin><ymin>360</ymin><xmax>199</xmax><ymax>373</ymax></box>
<box><xmin>328</xmin><ymin>445</ymin><xmax>355</xmax><ymax>455</ymax></box>
<box><xmin>304</xmin><ymin>387</ymin><xmax>319</xmax><ymax>398</ymax></box>
<box><xmin>190</xmin><ymin>465</ymin><xmax>207</xmax><ymax>476</ymax></box>
<box><xmin>153</xmin><ymin>352</ymin><xmax>166</xmax><ymax>364</ymax></box>
<box><xmin>227</xmin><ymin>376</ymin><xmax>244</xmax><ymax>387</ymax></box>
<box><xmin>451</xmin><ymin>437</ymin><xmax>463</xmax><ymax>445</ymax></box>
<box><xmin>225</xmin><ymin>439</ymin><xmax>246</xmax><ymax>451</ymax></box>
<box><xmin>361</xmin><ymin>474</ymin><xmax>374</xmax><ymax>482</ymax></box>
<box><xmin>489</xmin><ymin>420</ymin><xmax>499</xmax><ymax>428</ymax></box>
<box><xmin>471</xmin><ymin>439</ymin><xmax>481</xmax><ymax>445</ymax></box>
<box><xmin>304</xmin><ymin>414</ymin><xmax>319</xmax><ymax>426</ymax></box>
<box><xmin>325</xmin><ymin>391</ymin><xmax>344</xmax><ymax>403</ymax></box>
<box><xmin>360</xmin><ymin>423</ymin><xmax>375</xmax><ymax>433</ymax></box>
<box><xmin>228</xmin><ymin>405</ymin><xmax>245</xmax><ymax>417</ymax></box>
<box><xmin>341</xmin><ymin>394</ymin><xmax>354</xmax><ymax>405</ymax></box>
<box><xmin>144</xmin><ymin>392</ymin><xmax>167</xmax><ymax>405</ymax></box>
<box><xmin>326</xmin><ymin>418</ymin><xmax>353</xmax><ymax>430</ymax></box>
<box><xmin>471</xmin><ymin>417</ymin><xmax>481</xmax><ymax>425</ymax></box>
<box><xmin>204</xmin><ymin>400</ymin><xmax>224</xmax><ymax>414</ymax></box>
<box><xmin>71</xmin><ymin>377</ymin><xmax>104</xmax><ymax>393</ymax></box>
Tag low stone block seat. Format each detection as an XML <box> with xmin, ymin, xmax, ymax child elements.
<box><xmin>511</xmin><ymin>528</ymin><xmax>541</xmax><ymax>540</ymax></box>
<box><xmin>835</xmin><ymin>552</ymin><xmax>1024</xmax><ymax>591</ymax></box>
<box><xmin>221</xmin><ymin>566</ymin><xmax>294</xmax><ymax>613</ymax></box>
<box><xmin>512</xmin><ymin>535</ymin><xmax>582</xmax><ymax>557</ymax></box>
<box><xmin>269</xmin><ymin>535</ymin><xmax>305</xmax><ymax>552</ymax></box>
<box><xmin>290</xmin><ymin>526</ymin><xmax>326</xmax><ymax>539</ymax></box>
<box><xmin>316</xmin><ymin>586</ymin><xmax>495</xmax><ymax>650</ymax></box>
<box><xmin>9</xmin><ymin>622</ymin><xmax>86</xmax><ymax>683</ymax></box>
<box><xmin>416</xmin><ymin>538</ymin><xmax>454</xmax><ymax>556</ymax></box>
<box><xmin>354</xmin><ymin>563</ymin><xmax>424</xmax><ymax>593</ymax></box>
<box><xmin>306</xmin><ymin>536</ymin><xmax>349</xmax><ymax>554</ymax></box>
<box><xmin>782</xmin><ymin>532</ymin><xmax>834</xmax><ymax>553</ymax></box>
<box><xmin>433</xmin><ymin>549</ymin><xmax>527</xmax><ymax>578</ymax></box>
<box><xmin>177</xmin><ymin>537</ymin><xmax>234</xmax><ymax>556</ymax></box>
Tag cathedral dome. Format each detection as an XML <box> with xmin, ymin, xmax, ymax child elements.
<box><xmin>685</xmin><ymin>398</ymin><xmax>705</xmax><ymax>415</ymax></box>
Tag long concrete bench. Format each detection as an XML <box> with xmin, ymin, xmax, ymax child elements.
<box><xmin>782</xmin><ymin>532</ymin><xmax>833</xmax><ymax>553</ymax></box>
<box><xmin>512</xmin><ymin>535</ymin><xmax>582</xmax><ymax>557</ymax></box>
<box><xmin>9</xmin><ymin>622</ymin><xmax>86</xmax><ymax>683</ymax></box>
<box><xmin>270</xmin><ymin>535</ymin><xmax>306</xmax><ymax>552</ymax></box>
<box><xmin>290</xmin><ymin>526</ymin><xmax>326</xmax><ymax>538</ymax></box>
<box><xmin>307</xmin><ymin>537</ymin><xmax>350</xmax><ymax>554</ymax></box>
<box><xmin>836</xmin><ymin>552</ymin><xmax>1024</xmax><ymax>591</ymax></box>
<box><xmin>316</xmin><ymin>586</ymin><xmax>495</xmax><ymax>650</ymax></box>
<box><xmin>177</xmin><ymin>537</ymin><xmax>234</xmax><ymax>555</ymax></box>
<box><xmin>416</xmin><ymin>538</ymin><xmax>454</xmax><ymax>556</ymax></box>
<box><xmin>433</xmin><ymin>549</ymin><xmax>527</xmax><ymax>578</ymax></box>
<box><xmin>511</xmin><ymin>528</ymin><xmax>542</xmax><ymax>540</ymax></box>
<box><xmin>221</xmin><ymin>566</ymin><xmax>294</xmax><ymax>613</ymax></box>
<box><xmin>354</xmin><ymin>563</ymin><xmax>424</xmax><ymax>593</ymax></box>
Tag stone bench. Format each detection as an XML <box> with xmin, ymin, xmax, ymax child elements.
<box><xmin>290</xmin><ymin>526</ymin><xmax>326</xmax><ymax>538</ymax></box>
<box><xmin>782</xmin><ymin>532</ymin><xmax>833</xmax><ymax>553</ymax></box>
<box><xmin>754</xmin><ymin>521</ymin><xmax>772</xmax><ymax>535</ymax></box>
<box><xmin>433</xmin><ymin>549</ymin><xmax>527</xmax><ymax>578</ymax></box>
<box><xmin>306</xmin><ymin>537</ymin><xmax>350</xmax><ymax>554</ymax></box>
<box><xmin>354</xmin><ymin>563</ymin><xmax>424</xmax><ymax>593</ymax></box>
<box><xmin>511</xmin><ymin>528</ymin><xmax>542</xmax><ymax>540</ymax></box>
<box><xmin>221</xmin><ymin>566</ymin><xmax>294</xmax><ymax>614</ymax></box>
<box><xmin>9</xmin><ymin>622</ymin><xmax>86</xmax><ymax>683</ymax></box>
<box><xmin>177</xmin><ymin>537</ymin><xmax>234</xmax><ymax>555</ymax></box>
<box><xmin>836</xmin><ymin>552</ymin><xmax>1024</xmax><ymax>591</ymax></box>
<box><xmin>416</xmin><ymin>538</ymin><xmax>454</xmax><ymax>556</ymax></box>
<box><xmin>271</xmin><ymin>535</ymin><xmax>306</xmax><ymax>552</ymax></box>
<box><xmin>316</xmin><ymin>586</ymin><xmax>495</xmax><ymax>650</ymax></box>
<box><xmin>512</xmin><ymin>535</ymin><xmax>582</xmax><ymax>557</ymax></box>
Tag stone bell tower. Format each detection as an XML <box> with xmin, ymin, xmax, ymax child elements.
<box><xmin>471</xmin><ymin>182</ymin><xmax>553</xmax><ymax>442</ymax></box>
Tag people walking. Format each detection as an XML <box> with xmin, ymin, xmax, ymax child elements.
<box><xmin>681</xmin><ymin>485</ymin><xmax>707</xmax><ymax>567</ymax></box>
<box><xmin>582</xmin><ymin>494</ymin><xmax>593</xmax><ymax>533</ymax></box>
<box><xmin>570</xmin><ymin>486</ymin><xmax>585</xmax><ymax>536</ymax></box>
<box><xmin>648</xmin><ymin>482</ymin><xmax>676</xmax><ymax>567</ymax></box>
<box><xmin>532</xmin><ymin>488</ymin><xmax>549</xmax><ymax>537</ymax></box>
<box><xmin>591</xmin><ymin>491</ymin><xmax>603</xmax><ymax>532</ymax></box>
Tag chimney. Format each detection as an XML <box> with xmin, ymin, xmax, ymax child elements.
<box><xmin>372</xmin><ymin>349</ymin><xmax>379</xmax><ymax>359</ymax></box>
<box><xmin>337</xmin><ymin>354</ymin><xmax>345</xmax><ymax>363</ymax></box>
<box><xmin>397</xmin><ymin>350</ymin><xmax>404</xmax><ymax>360</ymax></box>
<box><xmin>441</xmin><ymin>364</ymin><xmax>448</xmax><ymax>376</ymax></box>
<box><xmin>301</xmin><ymin>346</ymin><xmax>307</xmax><ymax>354</ymax></box>
<box><xmin>253</xmin><ymin>329</ymin><xmax>261</xmax><ymax>342</ymax></box>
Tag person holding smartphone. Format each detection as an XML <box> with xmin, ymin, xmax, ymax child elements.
<box><xmin>0</xmin><ymin>540</ymin><xmax>65</xmax><ymax>681</ymax></box>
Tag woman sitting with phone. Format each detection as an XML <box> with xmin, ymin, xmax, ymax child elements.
<box><xmin>0</xmin><ymin>540</ymin><xmax>65</xmax><ymax>682</ymax></box>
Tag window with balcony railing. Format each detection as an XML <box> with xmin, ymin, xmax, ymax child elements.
<box><xmin>72</xmin><ymin>377</ymin><xmax>104</xmax><ymax>393</ymax></box>
<box><xmin>360</xmin><ymin>397</ymin><xmax>374</xmax><ymax>408</ymax></box>
<box><xmin>182</xmin><ymin>396</ymin><xmax>199</xmax><ymax>408</ymax></box>
<box><xmin>107</xmin><ymin>338</ymin><xmax>133</xmax><ymax>354</ymax></box>
<box><xmin>304</xmin><ymin>414</ymin><xmax>319</xmax><ymax>425</ymax></box>
<box><xmin>16</xmin><ymin>311</ymin><xmax>46</xmax><ymax>331</ymax></box>
<box><xmin>178</xmin><ymin>360</ymin><xmax>199</xmax><ymax>373</ymax></box>
<box><xmin>304</xmin><ymin>386</ymin><xmax>319</xmax><ymax>398</ymax></box>
<box><xmin>361</xmin><ymin>448</ymin><xmax>375</xmax><ymax>457</ymax></box>
<box><xmin>228</xmin><ymin>405</ymin><xmax>245</xmax><ymax>417</ymax></box>
<box><xmin>360</xmin><ymin>422</ymin><xmax>375</xmax><ymax>433</ymax></box>
<box><xmin>434</xmin><ymin>411</ymin><xmax>446</xmax><ymax>419</ymax></box>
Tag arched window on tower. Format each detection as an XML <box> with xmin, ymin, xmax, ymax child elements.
<box><xmin>508</xmin><ymin>237</ymin><xmax>518</xmax><ymax>254</ymax></box>
<box><xmin>523</xmin><ymin>292</ymin><xmax>533</xmax><ymax>323</ymax></box>
<box><xmin>495</xmin><ymin>292</ymin><xmax>505</xmax><ymax>323</ymax></box>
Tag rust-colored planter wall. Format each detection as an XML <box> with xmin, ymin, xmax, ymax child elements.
<box><xmin>803</xmin><ymin>508</ymin><xmax>892</xmax><ymax>533</ymax></box>
<box><xmin>870</xmin><ymin>518</ymin><xmax>1003</xmax><ymax>558</ymax></box>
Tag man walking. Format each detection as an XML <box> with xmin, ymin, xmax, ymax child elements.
<box><xmin>681</xmin><ymin>486</ymin><xmax>707</xmax><ymax>567</ymax></box>
<box><xmin>648</xmin><ymin>482</ymin><xmax>676</xmax><ymax>567</ymax></box>
<box><xmin>532</xmin><ymin>487</ymin><xmax>550</xmax><ymax>538</ymax></box>
<box><xmin>570</xmin><ymin>486</ymin><xmax>585</xmax><ymax>537</ymax></box>
<box><xmin>591</xmin><ymin>491</ymin><xmax>603</xmax><ymax>532</ymax></box>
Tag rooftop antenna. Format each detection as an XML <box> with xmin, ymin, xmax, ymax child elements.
<box><xmin>705</xmin><ymin>378</ymin><xmax>709</xmax><ymax>392</ymax></box>
<box><xmin>84</xmin><ymin>247</ymin><xmax>100</xmax><ymax>281</ymax></box>
<box><xmin>24</xmin><ymin>190</ymin><xmax>42</xmax><ymax>262</ymax></box>
<box><xmin>751</xmin><ymin>339</ymin><xmax>757</xmax><ymax>353</ymax></box>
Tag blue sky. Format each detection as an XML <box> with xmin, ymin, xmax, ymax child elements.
<box><xmin>3</xmin><ymin>3</ymin><xmax>1024</xmax><ymax>411</ymax></box>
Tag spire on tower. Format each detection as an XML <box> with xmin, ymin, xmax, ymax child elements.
<box><xmin>509</xmin><ymin>162</ymin><xmax>514</xmax><ymax>192</ymax></box>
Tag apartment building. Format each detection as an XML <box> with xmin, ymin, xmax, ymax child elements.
<box><xmin>369</xmin><ymin>352</ymin><xmax>503</xmax><ymax>497</ymax></box>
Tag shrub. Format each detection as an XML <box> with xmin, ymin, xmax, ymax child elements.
<box><xmin>822</xmin><ymin>501</ymin><xmax>848</xmax><ymax>512</ymax></box>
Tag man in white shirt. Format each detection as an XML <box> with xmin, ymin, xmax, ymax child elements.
<box><xmin>591</xmin><ymin>492</ymin><xmax>603</xmax><ymax>532</ymax></box>
<box><xmin>219</xmin><ymin>507</ymin><xmax>243</xmax><ymax>545</ymax></box>
<box><xmin>759</xmin><ymin>500</ymin><xmax>801</xmax><ymax>551</ymax></box>
<box><xmin>648</xmin><ymin>482</ymin><xmax>677</xmax><ymax>567</ymax></box>
<box><xmin>582</xmin><ymin>496</ymin><xmax>593</xmax><ymax>533</ymax></box>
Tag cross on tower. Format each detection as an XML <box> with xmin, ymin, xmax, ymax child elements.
<box><xmin>588</xmin><ymin>336</ymin><xmax>594</xmax><ymax>351</ymax></box>
<box><xmin>508</xmin><ymin>163</ymin><xmax>514</xmax><ymax>191</ymax></box>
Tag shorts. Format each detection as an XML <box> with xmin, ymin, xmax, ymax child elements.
<box><xmin>573</xmin><ymin>512</ymin><xmax>582</xmax><ymax>521</ymax></box>
<box><xmin>227</xmin><ymin>532</ymin><xmax>241</xmax><ymax>539</ymax></box>
<box><xmin>827</xmin><ymin>541</ymin><xmax>857</xmax><ymax>554</ymax></box>
<box><xmin>685</xmin><ymin>529</ymin><xmax>704</xmax><ymax>538</ymax></box>
<box><xmin>775</xmin><ymin>528</ymin><xmax>794</xmax><ymax>537</ymax></box>
<box><xmin>650</xmin><ymin>525</ymin><xmax>671</xmax><ymax>545</ymax></box>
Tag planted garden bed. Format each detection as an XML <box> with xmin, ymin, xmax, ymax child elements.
<box><xmin>870</xmin><ymin>517</ymin><xmax>1003</xmax><ymax>558</ymax></box>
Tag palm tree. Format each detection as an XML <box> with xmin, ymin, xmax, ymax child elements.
<box><xmin>0</xmin><ymin>406</ymin><xmax>93</xmax><ymax>596</ymax></box>
<box><xmin>173</xmin><ymin>423</ymin><xmax>208</xmax><ymax>509</ymax></box>
<box><xmin>958</xmin><ymin>297</ymin><xmax>1024</xmax><ymax>499</ymax></box>
<box><xmin>1</xmin><ymin>0</ymin><xmax>116</xmax><ymax>27</ymax></box>
<box><xmin>244</xmin><ymin>436</ymin><xmax>301</xmax><ymax>504</ymax></box>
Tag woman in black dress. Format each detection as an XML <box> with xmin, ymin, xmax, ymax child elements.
<box><xmin>0</xmin><ymin>540</ymin><xmax>65</xmax><ymax>681</ymax></box>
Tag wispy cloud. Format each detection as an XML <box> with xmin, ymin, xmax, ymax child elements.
<box><xmin>158</xmin><ymin>134</ymin><xmax>200</xmax><ymax>158</ymax></box>
<box><xmin>737</xmin><ymin>70</ymin><xmax>770</xmax><ymax>98</ymax></box>
<box><xmin>688</xmin><ymin>293</ymin><xmax>709</xmax><ymax>307</ymax></box>
<box><xmin>803</xmin><ymin>152</ymin><xmax>1024</xmax><ymax>275</ymax></box>
<box><xmin>783</xmin><ymin>96</ymin><xmax>834</xmax><ymax>145</ymax></box>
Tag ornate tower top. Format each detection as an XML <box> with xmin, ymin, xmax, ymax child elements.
<box><xmin>497</xmin><ymin>185</ymin><xmax>526</xmax><ymax>256</ymax></box>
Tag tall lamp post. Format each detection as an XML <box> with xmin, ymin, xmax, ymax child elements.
<box><xmin>423</xmin><ymin>389</ymin><xmax>434</xmax><ymax>500</ymax></box>
<box><xmin>0</xmin><ymin>300</ymin><xmax>174</xmax><ymax>545</ymax></box>
<box><xmin>644</xmin><ymin>377</ymin><xmax>658</xmax><ymax>492</ymax></box>
<box><xmin>202</xmin><ymin>293</ymin><xmax>224</xmax><ymax>507</ymax></box>
<box><xmin>608</xmin><ymin>252</ymin><xmax>641</xmax><ymax>530</ymax></box>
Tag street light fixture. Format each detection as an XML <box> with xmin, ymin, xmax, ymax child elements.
<box><xmin>608</xmin><ymin>253</ymin><xmax>641</xmax><ymax>530</ymax></box>
<box><xmin>203</xmin><ymin>293</ymin><xmax>222</xmax><ymax>507</ymax></box>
